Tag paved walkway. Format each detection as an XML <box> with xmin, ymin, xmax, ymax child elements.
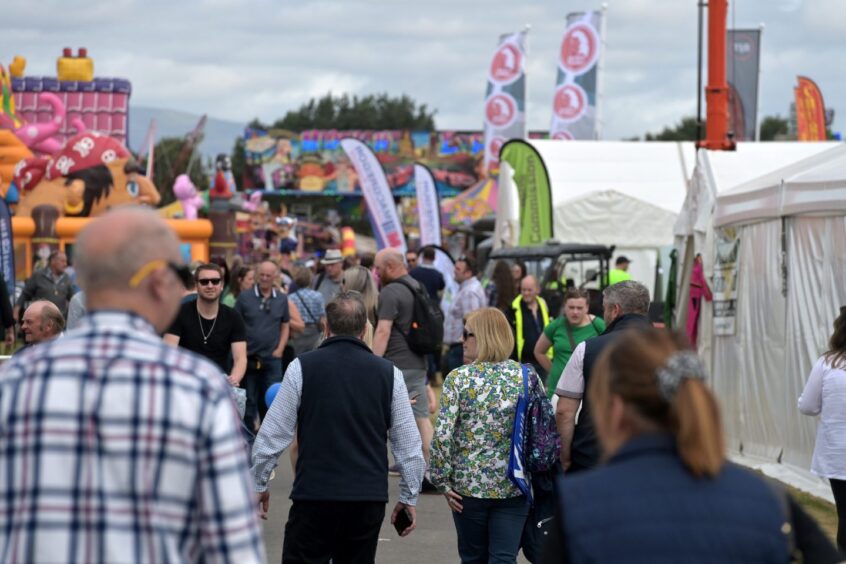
<box><xmin>258</xmin><ymin>454</ymin><xmax>530</xmax><ymax>563</ymax></box>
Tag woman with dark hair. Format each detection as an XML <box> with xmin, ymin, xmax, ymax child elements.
<box><xmin>543</xmin><ymin>328</ymin><xmax>839</xmax><ymax>563</ymax></box>
<box><xmin>511</xmin><ymin>261</ymin><xmax>527</xmax><ymax>293</ymax></box>
<box><xmin>534</xmin><ymin>289</ymin><xmax>605</xmax><ymax>398</ymax></box>
<box><xmin>222</xmin><ymin>266</ymin><xmax>255</xmax><ymax>307</ymax></box>
<box><xmin>486</xmin><ymin>260</ymin><xmax>517</xmax><ymax>312</ymax></box>
<box><xmin>800</xmin><ymin>305</ymin><xmax>846</xmax><ymax>553</ymax></box>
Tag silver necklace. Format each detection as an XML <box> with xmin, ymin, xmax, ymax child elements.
<box><xmin>197</xmin><ymin>307</ymin><xmax>218</xmax><ymax>345</ymax></box>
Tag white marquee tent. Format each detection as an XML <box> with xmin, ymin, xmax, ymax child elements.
<box><xmin>497</xmin><ymin>140</ymin><xmax>696</xmax><ymax>295</ymax></box>
<box><xmin>674</xmin><ymin>141</ymin><xmax>845</xmax><ymax>500</ymax></box>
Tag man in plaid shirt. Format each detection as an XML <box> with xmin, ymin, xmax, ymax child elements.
<box><xmin>0</xmin><ymin>208</ymin><xmax>266</xmax><ymax>563</ymax></box>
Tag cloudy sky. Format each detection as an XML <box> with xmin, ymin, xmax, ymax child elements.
<box><xmin>2</xmin><ymin>0</ymin><xmax>842</xmax><ymax>139</ymax></box>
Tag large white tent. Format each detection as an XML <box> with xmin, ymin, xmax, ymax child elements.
<box><xmin>497</xmin><ymin>140</ymin><xmax>696</xmax><ymax>295</ymax></box>
<box><xmin>674</xmin><ymin>141</ymin><xmax>844</xmax><ymax>500</ymax></box>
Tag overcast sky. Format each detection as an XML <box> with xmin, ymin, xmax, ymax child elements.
<box><xmin>3</xmin><ymin>0</ymin><xmax>842</xmax><ymax>139</ymax></box>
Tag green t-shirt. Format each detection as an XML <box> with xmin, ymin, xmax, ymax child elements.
<box><xmin>543</xmin><ymin>316</ymin><xmax>606</xmax><ymax>398</ymax></box>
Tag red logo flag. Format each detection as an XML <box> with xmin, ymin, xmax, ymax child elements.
<box><xmin>795</xmin><ymin>76</ymin><xmax>827</xmax><ymax>142</ymax></box>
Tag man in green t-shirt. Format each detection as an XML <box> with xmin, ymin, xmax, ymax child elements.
<box><xmin>533</xmin><ymin>290</ymin><xmax>606</xmax><ymax>398</ymax></box>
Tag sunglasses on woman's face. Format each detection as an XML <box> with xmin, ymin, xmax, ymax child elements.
<box><xmin>463</xmin><ymin>329</ymin><xmax>475</xmax><ymax>340</ymax></box>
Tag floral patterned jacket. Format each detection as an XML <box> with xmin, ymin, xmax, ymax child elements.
<box><xmin>430</xmin><ymin>359</ymin><xmax>524</xmax><ymax>499</ymax></box>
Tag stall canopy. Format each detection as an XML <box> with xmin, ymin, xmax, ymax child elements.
<box><xmin>497</xmin><ymin>140</ymin><xmax>696</xmax><ymax>295</ymax></box>
<box><xmin>674</xmin><ymin>141</ymin><xmax>844</xmax><ymax>501</ymax></box>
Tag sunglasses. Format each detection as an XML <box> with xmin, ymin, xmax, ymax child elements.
<box><xmin>260</xmin><ymin>297</ymin><xmax>272</xmax><ymax>312</ymax></box>
<box><xmin>463</xmin><ymin>329</ymin><xmax>475</xmax><ymax>340</ymax></box>
<box><xmin>197</xmin><ymin>278</ymin><xmax>221</xmax><ymax>286</ymax></box>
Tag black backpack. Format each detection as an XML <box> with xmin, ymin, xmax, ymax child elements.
<box><xmin>388</xmin><ymin>277</ymin><xmax>444</xmax><ymax>355</ymax></box>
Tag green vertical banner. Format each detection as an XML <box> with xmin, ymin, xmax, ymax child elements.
<box><xmin>500</xmin><ymin>140</ymin><xmax>554</xmax><ymax>246</ymax></box>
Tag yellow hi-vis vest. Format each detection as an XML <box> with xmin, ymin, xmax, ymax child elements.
<box><xmin>512</xmin><ymin>295</ymin><xmax>553</xmax><ymax>361</ymax></box>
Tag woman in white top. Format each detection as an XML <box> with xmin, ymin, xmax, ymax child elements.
<box><xmin>799</xmin><ymin>305</ymin><xmax>846</xmax><ymax>552</ymax></box>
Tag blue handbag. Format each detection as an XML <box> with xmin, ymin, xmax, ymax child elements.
<box><xmin>507</xmin><ymin>364</ymin><xmax>533</xmax><ymax>504</ymax></box>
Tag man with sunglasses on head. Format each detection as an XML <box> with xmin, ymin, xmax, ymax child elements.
<box><xmin>235</xmin><ymin>259</ymin><xmax>291</xmax><ymax>434</ymax></box>
<box><xmin>164</xmin><ymin>263</ymin><xmax>247</xmax><ymax>387</ymax></box>
<box><xmin>0</xmin><ymin>207</ymin><xmax>265</xmax><ymax>562</ymax></box>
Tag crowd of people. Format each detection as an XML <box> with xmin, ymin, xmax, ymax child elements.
<box><xmin>0</xmin><ymin>208</ymin><xmax>843</xmax><ymax>563</ymax></box>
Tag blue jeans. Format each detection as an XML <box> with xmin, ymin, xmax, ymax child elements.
<box><xmin>452</xmin><ymin>495</ymin><xmax>529</xmax><ymax>564</ymax></box>
<box><xmin>243</xmin><ymin>357</ymin><xmax>282</xmax><ymax>433</ymax></box>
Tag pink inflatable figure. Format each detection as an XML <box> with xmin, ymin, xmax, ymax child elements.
<box><xmin>12</xmin><ymin>93</ymin><xmax>84</xmax><ymax>155</ymax></box>
<box><xmin>173</xmin><ymin>174</ymin><xmax>204</xmax><ymax>220</ymax></box>
<box><xmin>242</xmin><ymin>190</ymin><xmax>263</xmax><ymax>213</ymax></box>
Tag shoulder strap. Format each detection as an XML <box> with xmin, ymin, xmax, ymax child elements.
<box><xmin>293</xmin><ymin>291</ymin><xmax>317</xmax><ymax>323</ymax></box>
<box><xmin>521</xmin><ymin>364</ymin><xmax>530</xmax><ymax>398</ymax></box>
<box><xmin>564</xmin><ymin>320</ymin><xmax>577</xmax><ymax>351</ymax></box>
<box><xmin>314</xmin><ymin>271</ymin><xmax>326</xmax><ymax>290</ymax></box>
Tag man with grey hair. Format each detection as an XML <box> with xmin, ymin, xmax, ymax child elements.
<box><xmin>555</xmin><ymin>280</ymin><xmax>652</xmax><ymax>473</ymax></box>
<box><xmin>19</xmin><ymin>300</ymin><xmax>64</xmax><ymax>347</ymax></box>
<box><xmin>253</xmin><ymin>291</ymin><xmax>425</xmax><ymax>563</ymax></box>
<box><xmin>0</xmin><ymin>207</ymin><xmax>265</xmax><ymax>562</ymax></box>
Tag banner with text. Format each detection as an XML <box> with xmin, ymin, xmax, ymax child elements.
<box><xmin>0</xmin><ymin>199</ymin><xmax>14</xmax><ymax>300</ymax></box>
<box><xmin>483</xmin><ymin>30</ymin><xmax>528</xmax><ymax>173</ymax></box>
<box><xmin>727</xmin><ymin>29</ymin><xmax>761</xmax><ymax>141</ymax></box>
<box><xmin>795</xmin><ymin>76</ymin><xmax>827</xmax><ymax>141</ymax></box>
<box><xmin>500</xmin><ymin>140</ymin><xmax>553</xmax><ymax>246</ymax></box>
<box><xmin>414</xmin><ymin>164</ymin><xmax>442</xmax><ymax>247</ymax></box>
<box><xmin>713</xmin><ymin>227</ymin><xmax>740</xmax><ymax>336</ymax></box>
<box><xmin>550</xmin><ymin>11</ymin><xmax>604</xmax><ymax>140</ymax></box>
<box><xmin>341</xmin><ymin>138</ymin><xmax>407</xmax><ymax>253</ymax></box>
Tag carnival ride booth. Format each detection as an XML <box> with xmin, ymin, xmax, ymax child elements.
<box><xmin>673</xmin><ymin>141</ymin><xmax>844</xmax><ymax>500</ymax></box>
<box><xmin>497</xmin><ymin>140</ymin><xmax>695</xmax><ymax>298</ymax></box>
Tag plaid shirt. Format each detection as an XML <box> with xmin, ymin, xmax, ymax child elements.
<box><xmin>0</xmin><ymin>311</ymin><xmax>266</xmax><ymax>563</ymax></box>
<box><xmin>289</xmin><ymin>288</ymin><xmax>325</xmax><ymax>326</ymax></box>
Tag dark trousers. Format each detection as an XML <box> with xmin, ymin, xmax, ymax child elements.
<box><xmin>282</xmin><ymin>500</ymin><xmax>385</xmax><ymax>564</ymax></box>
<box><xmin>445</xmin><ymin>343</ymin><xmax>464</xmax><ymax>376</ymax></box>
<box><xmin>451</xmin><ymin>495</ymin><xmax>529</xmax><ymax>564</ymax></box>
<box><xmin>832</xmin><ymin>478</ymin><xmax>846</xmax><ymax>552</ymax></box>
<box><xmin>242</xmin><ymin>357</ymin><xmax>282</xmax><ymax>432</ymax></box>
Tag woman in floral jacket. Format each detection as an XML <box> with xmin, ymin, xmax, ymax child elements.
<box><xmin>430</xmin><ymin>307</ymin><xmax>530</xmax><ymax>563</ymax></box>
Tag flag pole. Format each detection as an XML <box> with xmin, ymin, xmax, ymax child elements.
<box><xmin>595</xmin><ymin>4</ymin><xmax>609</xmax><ymax>140</ymax></box>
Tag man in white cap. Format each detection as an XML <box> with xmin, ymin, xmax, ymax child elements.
<box><xmin>313</xmin><ymin>249</ymin><xmax>344</xmax><ymax>304</ymax></box>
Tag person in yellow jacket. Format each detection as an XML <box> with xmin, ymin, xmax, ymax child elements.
<box><xmin>607</xmin><ymin>256</ymin><xmax>633</xmax><ymax>286</ymax></box>
<box><xmin>508</xmin><ymin>275</ymin><xmax>552</xmax><ymax>379</ymax></box>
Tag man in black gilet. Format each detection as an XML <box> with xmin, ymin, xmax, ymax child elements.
<box><xmin>554</xmin><ymin>280</ymin><xmax>652</xmax><ymax>472</ymax></box>
<box><xmin>252</xmin><ymin>291</ymin><xmax>425</xmax><ymax>562</ymax></box>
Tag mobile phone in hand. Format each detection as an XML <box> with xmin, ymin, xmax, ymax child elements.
<box><xmin>393</xmin><ymin>507</ymin><xmax>413</xmax><ymax>535</ymax></box>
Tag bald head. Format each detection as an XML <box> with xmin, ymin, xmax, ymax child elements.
<box><xmin>520</xmin><ymin>274</ymin><xmax>540</xmax><ymax>304</ymax></box>
<box><xmin>374</xmin><ymin>248</ymin><xmax>407</xmax><ymax>283</ymax></box>
<box><xmin>21</xmin><ymin>300</ymin><xmax>64</xmax><ymax>344</ymax></box>
<box><xmin>76</xmin><ymin>207</ymin><xmax>181</xmax><ymax>292</ymax></box>
<box><xmin>75</xmin><ymin>207</ymin><xmax>185</xmax><ymax>332</ymax></box>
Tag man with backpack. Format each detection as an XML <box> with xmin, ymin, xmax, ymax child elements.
<box><xmin>373</xmin><ymin>248</ymin><xmax>438</xmax><ymax>489</ymax></box>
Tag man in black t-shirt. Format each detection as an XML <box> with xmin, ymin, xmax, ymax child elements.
<box><xmin>164</xmin><ymin>263</ymin><xmax>247</xmax><ymax>385</ymax></box>
<box><xmin>408</xmin><ymin>247</ymin><xmax>445</xmax><ymax>301</ymax></box>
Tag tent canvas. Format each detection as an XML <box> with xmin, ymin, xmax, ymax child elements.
<box><xmin>674</xmin><ymin>141</ymin><xmax>844</xmax><ymax>501</ymax></box>
<box><xmin>496</xmin><ymin>140</ymin><xmax>696</xmax><ymax>296</ymax></box>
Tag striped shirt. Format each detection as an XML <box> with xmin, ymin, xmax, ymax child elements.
<box><xmin>0</xmin><ymin>310</ymin><xmax>266</xmax><ymax>563</ymax></box>
<box><xmin>252</xmin><ymin>360</ymin><xmax>425</xmax><ymax>505</ymax></box>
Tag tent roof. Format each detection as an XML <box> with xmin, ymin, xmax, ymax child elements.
<box><xmin>554</xmin><ymin>189</ymin><xmax>678</xmax><ymax>248</ymax></box>
<box><xmin>714</xmin><ymin>142</ymin><xmax>846</xmax><ymax>226</ymax></box>
<box><xmin>523</xmin><ymin>140</ymin><xmax>696</xmax><ymax>213</ymax></box>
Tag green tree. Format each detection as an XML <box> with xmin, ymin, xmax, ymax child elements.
<box><xmin>759</xmin><ymin>115</ymin><xmax>790</xmax><ymax>141</ymax></box>
<box><xmin>149</xmin><ymin>136</ymin><xmax>209</xmax><ymax>206</ymax></box>
<box><xmin>644</xmin><ymin>117</ymin><xmax>701</xmax><ymax>141</ymax></box>
<box><xmin>230</xmin><ymin>136</ymin><xmax>246</xmax><ymax>190</ymax></box>
<box><xmin>272</xmin><ymin>92</ymin><xmax>436</xmax><ymax>132</ymax></box>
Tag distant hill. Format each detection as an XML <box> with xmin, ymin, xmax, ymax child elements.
<box><xmin>128</xmin><ymin>106</ymin><xmax>245</xmax><ymax>161</ymax></box>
